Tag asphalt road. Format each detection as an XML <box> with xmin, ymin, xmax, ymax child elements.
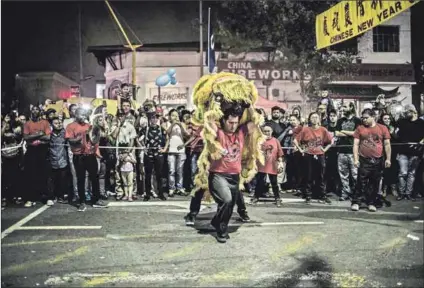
<box><xmin>1</xmin><ymin>194</ymin><xmax>423</xmax><ymax>288</ymax></box>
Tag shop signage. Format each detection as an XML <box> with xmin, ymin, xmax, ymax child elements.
<box><xmin>149</xmin><ymin>87</ymin><xmax>188</xmax><ymax>105</ymax></box>
<box><xmin>218</xmin><ymin>61</ymin><xmax>415</xmax><ymax>83</ymax></box>
<box><xmin>217</xmin><ymin>61</ymin><xmax>311</xmax><ymax>81</ymax></box>
<box><xmin>315</xmin><ymin>0</ymin><xmax>418</xmax><ymax>50</ymax></box>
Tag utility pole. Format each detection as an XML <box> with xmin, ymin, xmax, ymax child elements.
<box><xmin>78</xmin><ymin>3</ymin><xmax>83</xmax><ymax>82</ymax></box>
<box><xmin>199</xmin><ymin>0</ymin><xmax>204</xmax><ymax>77</ymax></box>
<box><xmin>104</xmin><ymin>0</ymin><xmax>142</xmax><ymax>88</ymax></box>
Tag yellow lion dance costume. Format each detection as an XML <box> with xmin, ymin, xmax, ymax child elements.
<box><xmin>191</xmin><ymin>72</ymin><xmax>266</xmax><ymax>199</ymax></box>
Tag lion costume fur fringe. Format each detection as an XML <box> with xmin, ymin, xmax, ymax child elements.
<box><xmin>191</xmin><ymin>72</ymin><xmax>266</xmax><ymax>201</ymax></box>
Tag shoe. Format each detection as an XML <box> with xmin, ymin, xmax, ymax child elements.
<box><xmin>92</xmin><ymin>200</ymin><xmax>109</xmax><ymax>208</ymax></box>
<box><xmin>184</xmin><ymin>214</ymin><xmax>195</xmax><ymax>226</ymax></box>
<box><xmin>216</xmin><ymin>234</ymin><xmax>227</xmax><ymax>243</ymax></box>
<box><xmin>275</xmin><ymin>199</ymin><xmax>282</xmax><ymax>207</ymax></box>
<box><xmin>368</xmin><ymin>205</ymin><xmax>377</xmax><ymax>212</ymax></box>
<box><xmin>57</xmin><ymin>198</ymin><xmax>66</xmax><ymax>204</ymax></box>
<box><xmin>294</xmin><ymin>191</ymin><xmax>302</xmax><ymax>197</ymax></box>
<box><xmin>396</xmin><ymin>195</ymin><xmax>404</xmax><ymax>201</ymax></box>
<box><xmin>1</xmin><ymin>199</ymin><xmax>6</xmax><ymax>207</ymax></box>
<box><xmin>305</xmin><ymin>197</ymin><xmax>311</xmax><ymax>204</ymax></box>
<box><xmin>100</xmin><ymin>193</ymin><xmax>108</xmax><ymax>200</ymax></box>
<box><xmin>106</xmin><ymin>191</ymin><xmax>117</xmax><ymax>197</ymax></box>
<box><xmin>249</xmin><ymin>192</ymin><xmax>255</xmax><ymax>198</ymax></box>
<box><xmin>168</xmin><ymin>190</ymin><xmax>175</xmax><ymax>197</ymax></box>
<box><xmin>351</xmin><ymin>204</ymin><xmax>359</xmax><ymax>211</ymax></box>
<box><xmin>318</xmin><ymin>197</ymin><xmax>332</xmax><ymax>204</ymax></box>
<box><xmin>143</xmin><ymin>196</ymin><xmax>150</xmax><ymax>201</ymax></box>
<box><xmin>178</xmin><ymin>189</ymin><xmax>188</xmax><ymax>196</ymax></box>
<box><xmin>404</xmin><ymin>195</ymin><xmax>412</xmax><ymax>201</ymax></box>
<box><xmin>128</xmin><ymin>197</ymin><xmax>133</xmax><ymax>202</ymax></box>
<box><xmin>46</xmin><ymin>200</ymin><xmax>54</xmax><ymax>206</ymax></box>
<box><xmin>239</xmin><ymin>212</ymin><xmax>251</xmax><ymax>223</ymax></box>
<box><xmin>24</xmin><ymin>201</ymin><xmax>33</xmax><ymax>208</ymax></box>
<box><xmin>250</xmin><ymin>198</ymin><xmax>259</xmax><ymax>205</ymax></box>
<box><xmin>159</xmin><ymin>194</ymin><xmax>167</xmax><ymax>201</ymax></box>
<box><xmin>78</xmin><ymin>203</ymin><xmax>87</xmax><ymax>212</ymax></box>
<box><xmin>152</xmin><ymin>192</ymin><xmax>158</xmax><ymax>198</ymax></box>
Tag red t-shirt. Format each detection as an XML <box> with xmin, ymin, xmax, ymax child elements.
<box><xmin>209</xmin><ymin>126</ymin><xmax>247</xmax><ymax>174</ymax></box>
<box><xmin>353</xmin><ymin>124</ymin><xmax>390</xmax><ymax>158</ymax></box>
<box><xmin>257</xmin><ymin>137</ymin><xmax>283</xmax><ymax>175</ymax></box>
<box><xmin>295</xmin><ymin>126</ymin><xmax>333</xmax><ymax>155</ymax></box>
<box><xmin>23</xmin><ymin>119</ymin><xmax>51</xmax><ymax>146</ymax></box>
<box><xmin>190</xmin><ymin>126</ymin><xmax>204</xmax><ymax>153</ymax></box>
<box><xmin>65</xmin><ymin>122</ymin><xmax>98</xmax><ymax>155</ymax></box>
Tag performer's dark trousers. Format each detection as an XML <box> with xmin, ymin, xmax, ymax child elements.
<box><xmin>144</xmin><ymin>154</ymin><xmax>165</xmax><ymax>197</ymax></box>
<box><xmin>352</xmin><ymin>156</ymin><xmax>384</xmax><ymax>206</ymax></box>
<box><xmin>73</xmin><ymin>154</ymin><xmax>100</xmax><ymax>204</ymax></box>
<box><xmin>302</xmin><ymin>154</ymin><xmax>326</xmax><ymax>199</ymax></box>
<box><xmin>254</xmin><ymin>172</ymin><xmax>280</xmax><ymax>200</ymax></box>
<box><xmin>188</xmin><ymin>183</ymin><xmax>247</xmax><ymax>218</ymax></box>
<box><xmin>207</xmin><ymin>172</ymin><xmax>242</xmax><ymax>237</ymax></box>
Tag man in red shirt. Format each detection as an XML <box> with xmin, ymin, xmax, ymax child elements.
<box><xmin>352</xmin><ymin>108</ymin><xmax>391</xmax><ymax>212</ymax></box>
<box><xmin>206</xmin><ymin>107</ymin><xmax>258</xmax><ymax>243</ymax></box>
<box><xmin>293</xmin><ymin>112</ymin><xmax>333</xmax><ymax>204</ymax></box>
<box><xmin>65</xmin><ymin>108</ymin><xmax>108</xmax><ymax>212</ymax></box>
<box><xmin>23</xmin><ymin>106</ymin><xmax>51</xmax><ymax>207</ymax></box>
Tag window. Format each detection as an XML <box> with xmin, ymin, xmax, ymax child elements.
<box><xmin>329</xmin><ymin>37</ymin><xmax>358</xmax><ymax>54</ymax></box>
<box><xmin>373</xmin><ymin>26</ymin><xmax>400</xmax><ymax>52</ymax></box>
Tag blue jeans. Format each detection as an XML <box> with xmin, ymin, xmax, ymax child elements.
<box><xmin>168</xmin><ymin>153</ymin><xmax>186</xmax><ymax>190</ymax></box>
<box><xmin>190</xmin><ymin>152</ymin><xmax>200</xmax><ymax>189</ymax></box>
<box><xmin>397</xmin><ymin>154</ymin><xmax>420</xmax><ymax>196</ymax></box>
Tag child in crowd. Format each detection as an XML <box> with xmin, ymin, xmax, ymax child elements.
<box><xmin>118</xmin><ymin>150</ymin><xmax>137</xmax><ymax>201</ymax></box>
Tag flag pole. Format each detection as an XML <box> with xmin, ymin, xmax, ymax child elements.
<box><xmin>199</xmin><ymin>0</ymin><xmax>204</xmax><ymax>77</ymax></box>
<box><xmin>207</xmin><ymin>7</ymin><xmax>211</xmax><ymax>74</ymax></box>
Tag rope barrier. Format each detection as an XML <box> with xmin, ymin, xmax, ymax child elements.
<box><xmin>1</xmin><ymin>142</ymin><xmax>423</xmax><ymax>152</ymax></box>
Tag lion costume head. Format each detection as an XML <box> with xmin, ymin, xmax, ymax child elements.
<box><xmin>191</xmin><ymin>72</ymin><xmax>265</xmax><ymax>197</ymax></box>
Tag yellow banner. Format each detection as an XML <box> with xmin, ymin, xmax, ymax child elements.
<box><xmin>316</xmin><ymin>0</ymin><xmax>418</xmax><ymax>50</ymax></box>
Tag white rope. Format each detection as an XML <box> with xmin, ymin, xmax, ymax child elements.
<box><xmin>1</xmin><ymin>142</ymin><xmax>423</xmax><ymax>152</ymax></box>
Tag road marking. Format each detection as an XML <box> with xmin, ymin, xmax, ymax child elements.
<box><xmin>414</xmin><ymin>220</ymin><xmax>424</xmax><ymax>223</ymax></box>
<box><xmin>16</xmin><ymin>226</ymin><xmax>102</xmax><ymax>230</ymax></box>
<box><xmin>107</xmin><ymin>201</ymin><xmax>189</xmax><ymax>209</ymax></box>
<box><xmin>230</xmin><ymin>221</ymin><xmax>324</xmax><ymax>227</ymax></box>
<box><xmin>44</xmin><ymin>271</ymin><xmax>381</xmax><ymax>287</ymax></box>
<box><xmin>1</xmin><ymin>233</ymin><xmax>202</xmax><ymax>247</ymax></box>
<box><xmin>162</xmin><ymin>242</ymin><xmax>206</xmax><ymax>259</ymax></box>
<box><xmin>379</xmin><ymin>237</ymin><xmax>407</xmax><ymax>255</ymax></box>
<box><xmin>407</xmin><ymin>234</ymin><xmax>420</xmax><ymax>241</ymax></box>
<box><xmin>2</xmin><ymin>246</ymin><xmax>88</xmax><ymax>275</ymax></box>
<box><xmin>1</xmin><ymin>205</ymin><xmax>50</xmax><ymax>239</ymax></box>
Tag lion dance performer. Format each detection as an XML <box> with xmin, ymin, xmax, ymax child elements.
<box><xmin>184</xmin><ymin>72</ymin><xmax>265</xmax><ymax>243</ymax></box>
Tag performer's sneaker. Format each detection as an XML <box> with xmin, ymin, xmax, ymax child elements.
<box><xmin>216</xmin><ymin>234</ymin><xmax>227</xmax><ymax>243</ymax></box>
<box><xmin>239</xmin><ymin>212</ymin><xmax>251</xmax><ymax>222</ymax></box>
<box><xmin>184</xmin><ymin>214</ymin><xmax>195</xmax><ymax>226</ymax></box>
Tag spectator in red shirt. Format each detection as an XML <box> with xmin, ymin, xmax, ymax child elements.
<box><xmin>23</xmin><ymin>106</ymin><xmax>51</xmax><ymax>207</ymax></box>
<box><xmin>293</xmin><ymin>112</ymin><xmax>333</xmax><ymax>204</ymax></box>
<box><xmin>352</xmin><ymin>108</ymin><xmax>391</xmax><ymax>212</ymax></box>
<box><xmin>251</xmin><ymin>124</ymin><xmax>284</xmax><ymax>207</ymax></box>
<box><xmin>65</xmin><ymin>108</ymin><xmax>108</xmax><ymax>212</ymax></box>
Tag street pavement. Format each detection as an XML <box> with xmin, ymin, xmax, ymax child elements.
<box><xmin>1</xmin><ymin>193</ymin><xmax>423</xmax><ymax>288</ymax></box>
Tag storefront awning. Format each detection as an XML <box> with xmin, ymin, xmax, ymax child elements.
<box><xmin>256</xmin><ymin>96</ymin><xmax>288</xmax><ymax>111</ymax></box>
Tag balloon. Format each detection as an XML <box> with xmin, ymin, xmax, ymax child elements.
<box><xmin>170</xmin><ymin>77</ymin><xmax>177</xmax><ymax>85</ymax></box>
<box><xmin>167</xmin><ymin>69</ymin><xmax>176</xmax><ymax>77</ymax></box>
<box><xmin>155</xmin><ymin>74</ymin><xmax>171</xmax><ymax>87</ymax></box>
